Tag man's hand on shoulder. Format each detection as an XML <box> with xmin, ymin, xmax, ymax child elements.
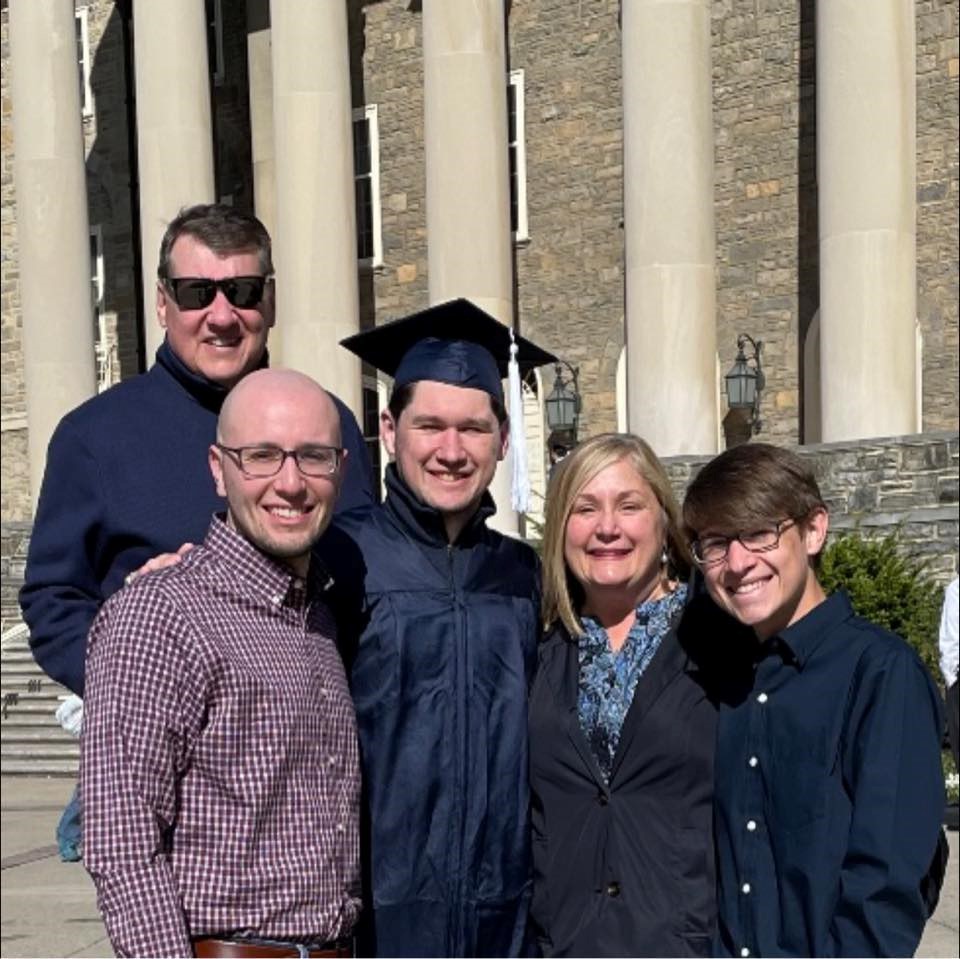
<box><xmin>124</xmin><ymin>542</ymin><xmax>195</xmax><ymax>585</ymax></box>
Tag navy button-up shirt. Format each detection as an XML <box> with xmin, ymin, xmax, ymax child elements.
<box><xmin>714</xmin><ymin>591</ymin><xmax>944</xmax><ymax>958</ymax></box>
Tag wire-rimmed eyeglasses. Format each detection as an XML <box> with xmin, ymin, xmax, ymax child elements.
<box><xmin>691</xmin><ymin>519</ymin><xmax>796</xmax><ymax>566</ymax></box>
<box><xmin>217</xmin><ymin>444</ymin><xmax>342</xmax><ymax>478</ymax></box>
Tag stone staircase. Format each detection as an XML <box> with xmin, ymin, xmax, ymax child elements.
<box><xmin>1</xmin><ymin>623</ymin><xmax>79</xmax><ymax>777</ymax></box>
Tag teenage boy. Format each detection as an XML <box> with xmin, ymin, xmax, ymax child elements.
<box><xmin>683</xmin><ymin>443</ymin><xmax>945</xmax><ymax>958</ymax></box>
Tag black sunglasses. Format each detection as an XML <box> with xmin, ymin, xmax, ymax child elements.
<box><xmin>163</xmin><ymin>275</ymin><xmax>270</xmax><ymax>310</ymax></box>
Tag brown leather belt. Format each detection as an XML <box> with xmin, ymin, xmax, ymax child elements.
<box><xmin>193</xmin><ymin>937</ymin><xmax>353</xmax><ymax>958</ymax></box>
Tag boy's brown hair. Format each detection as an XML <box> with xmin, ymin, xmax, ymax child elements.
<box><xmin>683</xmin><ymin>443</ymin><xmax>826</xmax><ymax>538</ymax></box>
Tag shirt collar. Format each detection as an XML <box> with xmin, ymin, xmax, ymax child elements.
<box><xmin>203</xmin><ymin>514</ymin><xmax>331</xmax><ymax>608</ymax></box>
<box><xmin>761</xmin><ymin>590</ymin><xmax>854</xmax><ymax>669</ymax></box>
<box><xmin>383</xmin><ymin>462</ymin><xmax>495</xmax><ymax>547</ymax></box>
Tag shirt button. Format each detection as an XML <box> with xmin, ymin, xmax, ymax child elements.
<box><xmin>606</xmin><ymin>881</ymin><xmax>620</xmax><ymax>897</ymax></box>
<box><xmin>740</xmin><ymin>949</ymin><xmax>750</xmax><ymax>957</ymax></box>
<box><xmin>756</xmin><ymin>692</ymin><xmax>768</xmax><ymax>704</ymax></box>
<box><xmin>748</xmin><ymin>756</ymin><xmax>758</xmax><ymax>768</ymax></box>
<box><xmin>746</xmin><ymin>819</ymin><xmax>757</xmax><ymax>832</ymax></box>
<box><xmin>597</xmin><ymin>794</ymin><xmax>609</xmax><ymax>806</ymax></box>
<box><xmin>741</xmin><ymin>882</ymin><xmax>751</xmax><ymax>894</ymax></box>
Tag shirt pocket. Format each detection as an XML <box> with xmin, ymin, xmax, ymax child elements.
<box><xmin>770</xmin><ymin>743</ymin><xmax>831</xmax><ymax>833</ymax></box>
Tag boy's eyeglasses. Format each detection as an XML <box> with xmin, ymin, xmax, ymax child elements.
<box><xmin>691</xmin><ymin>519</ymin><xmax>796</xmax><ymax>566</ymax></box>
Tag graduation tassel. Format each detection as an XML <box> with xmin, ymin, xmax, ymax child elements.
<box><xmin>508</xmin><ymin>329</ymin><xmax>530</xmax><ymax>514</ymax></box>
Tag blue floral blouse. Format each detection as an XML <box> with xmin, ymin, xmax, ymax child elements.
<box><xmin>577</xmin><ymin>583</ymin><xmax>688</xmax><ymax>781</ymax></box>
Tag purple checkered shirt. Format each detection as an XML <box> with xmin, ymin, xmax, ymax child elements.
<box><xmin>81</xmin><ymin>516</ymin><xmax>361</xmax><ymax>958</ymax></box>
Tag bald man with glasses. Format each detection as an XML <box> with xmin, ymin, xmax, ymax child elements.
<box><xmin>82</xmin><ymin>369</ymin><xmax>361</xmax><ymax>958</ymax></box>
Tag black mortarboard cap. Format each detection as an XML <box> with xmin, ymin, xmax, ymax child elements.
<box><xmin>339</xmin><ymin>298</ymin><xmax>556</xmax><ymax>400</ymax></box>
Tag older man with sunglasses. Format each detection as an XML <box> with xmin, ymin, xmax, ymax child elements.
<box><xmin>20</xmin><ymin>203</ymin><xmax>373</xmax><ymax>754</ymax></box>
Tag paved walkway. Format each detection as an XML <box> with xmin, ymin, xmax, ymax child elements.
<box><xmin>2</xmin><ymin>776</ymin><xmax>958</xmax><ymax>958</ymax></box>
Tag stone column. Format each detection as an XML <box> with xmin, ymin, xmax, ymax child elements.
<box><xmin>10</xmin><ymin>0</ymin><xmax>97</xmax><ymax>509</ymax></box>
<box><xmin>246</xmin><ymin>0</ymin><xmax>281</xmax><ymax>359</ymax></box>
<box><xmin>622</xmin><ymin>0</ymin><xmax>718</xmax><ymax>456</ymax></box>
<box><xmin>422</xmin><ymin>0</ymin><xmax>517</xmax><ymax>533</ymax></box>
<box><xmin>817</xmin><ymin>0</ymin><xmax>917</xmax><ymax>441</ymax></box>
<box><xmin>270</xmin><ymin>0</ymin><xmax>361</xmax><ymax>416</ymax></box>
<box><xmin>133</xmin><ymin>0</ymin><xmax>215</xmax><ymax>364</ymax></box>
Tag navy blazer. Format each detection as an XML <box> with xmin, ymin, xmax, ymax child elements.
<box><xmin>529</xmin><ymin>595</ymin><xmax>752</xmax><ymax>958</ymax></box>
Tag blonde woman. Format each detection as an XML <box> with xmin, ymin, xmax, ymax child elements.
<box><xmin>529</xmin><ymin>433</ymin><xmax>740</xmax><ymax>957</ymax></box>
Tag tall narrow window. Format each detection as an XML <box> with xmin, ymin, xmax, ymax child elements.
<box><xmin>75</xmin><ymin>8</ymin><xmax>94</xmax><ymax>118</ymax></box>
<box><xmin>508</xmin><ymin>69</ymin><xmax>528</xmax><ymax>241</ymax></box>
<box><xmin>353</xmin><ymin>105</ymin><xmax>383</xmax><ymax>266</ymax></box>
<box><xmin>521</xmin><ymin>371</ymin><xmax>547</xmax><ymax>537</ymax></box>
<box><xmin>206</xmin><ymin>0</ymin><xmax>224</xmax><ymax>85</ymax></box>
<box><xmin>362</xmin><ymin>375</ymin><xmax>389</xmax><ymax>501</ymax></box>
<box><xmin>89</xmin><ymin>226</ymin><xmax>114</xmax><ymax>392</ymax></box>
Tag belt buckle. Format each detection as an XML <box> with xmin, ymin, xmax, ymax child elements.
<box><xmin>238</xmin><ymin>936</ymin><xmax>313</xmax><ymax>957</ymax></box>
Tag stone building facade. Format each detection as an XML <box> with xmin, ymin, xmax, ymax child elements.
<box><xmin>1</xmin><ymin>0</ymin><xmax>958</xmax><ymax>532</ymax></box>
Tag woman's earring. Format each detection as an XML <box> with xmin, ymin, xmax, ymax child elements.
<box><xmin>660</xmin><ymin>546</ymin><xmax>668</xmax><ymax>566</ymax></box>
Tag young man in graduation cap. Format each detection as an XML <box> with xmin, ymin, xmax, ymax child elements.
<box><xmin>324</xmin><ymin>298</ymin><xmax>556</xmax><ymax>958</ymax></box>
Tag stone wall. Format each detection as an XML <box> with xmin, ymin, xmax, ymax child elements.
<box><xmin>711</xmin><ymin>0</ymin><xmax>809</xmax><ymax>443</ymax></box>
<box><xmin>0</xmin><ymin>521</ymin><xmax>30</xmax><ymax>631</ymax></box>
<box><xmin>665</xmin><ymin>431</ymin><xmax>960</xmax><ymax>583</ymax></box>
<box><xmin>353</xmin><ymin>0</ymin><xmax>431</xmax><ymax>328</ymax></box>
<box><xmin>508</xmin><ymin>0</ymin><xmax>625</xmax><ymax>438</ymax></box>
<box><xmin>1</xmin><ymin>5</ymin><xmax>27</xmax><ymax>514</ymax></box>
<box><xmin>916</xmin><ymin>0</ymin><xmax>960</xmax><ymax>431</ymax></box>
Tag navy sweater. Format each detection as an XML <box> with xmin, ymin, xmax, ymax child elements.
<box><xmin>19</xmin><ymin>340</ymin><xmax>374</xmax><ymax>695</ymax></box>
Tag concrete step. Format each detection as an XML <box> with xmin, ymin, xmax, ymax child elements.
<box><xmin>0</xmin><ymin>676</ymin><xmax>64</xmax><ymax>699</ymax></box>
<box><xmin>1</xmin><ymin>702</ymin><xmax>68</xmax><ymax>718</ymax></box>
<box><xmin>1</xmin><ymin>698</ymin><xmax>66</xmax><ymax>716</ymax></box>
<box><xmin>2</xmin><ymin>617</ymin><xmax>80</xmax><ymax>777</ymax></box>
<box><xmin>0</xmin><ymin>681</ymin><xmax>63</xmax><ymax>709</ymax></box>
<box><xmin>0</xmin><ymin>658</ymin><xmax>59</xmax><ymax>685</ymax></box>
<box><xmin>2</xmin><ymin>650</ymin><xmax>38</xmax><ymax>663</ymax></box>
<box><xmin>2</xmin><ymin>727</ymin><xmax>78</xmax><ymax>743</ymax></box>
<box><xmin>2</xmin><ymin>739</ymin><xmax>79</xmax><ymax>756</ymax></box>
<box><xmin>1</xmin><ymin>757</ymin><xmax>78</xmax><ymax>776</ymax></box>
<box><xmin>0</xmin><ymin>676</ymin><xmax>64</xmax><ymax>700</ymax></box>
<box><xmin>0</xmin><ymin>716</ymin><xmax>64</xmax><ymax>739</ymax></box>
<box><xmin>1</xmin><ymin>667</ymin><xmax>51</xmax><ymax>680</ymax></box>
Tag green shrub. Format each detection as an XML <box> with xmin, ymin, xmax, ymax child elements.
<box><xmin>818</xmin><ymin>532</ymin><xmax>943</xmax><ymax>681</ymax></box>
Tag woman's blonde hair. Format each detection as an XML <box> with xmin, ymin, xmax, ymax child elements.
<box><xmin>541</xmin><ymin>433</ymin><xmax>692</xmax><ymax>636</ymax></box>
